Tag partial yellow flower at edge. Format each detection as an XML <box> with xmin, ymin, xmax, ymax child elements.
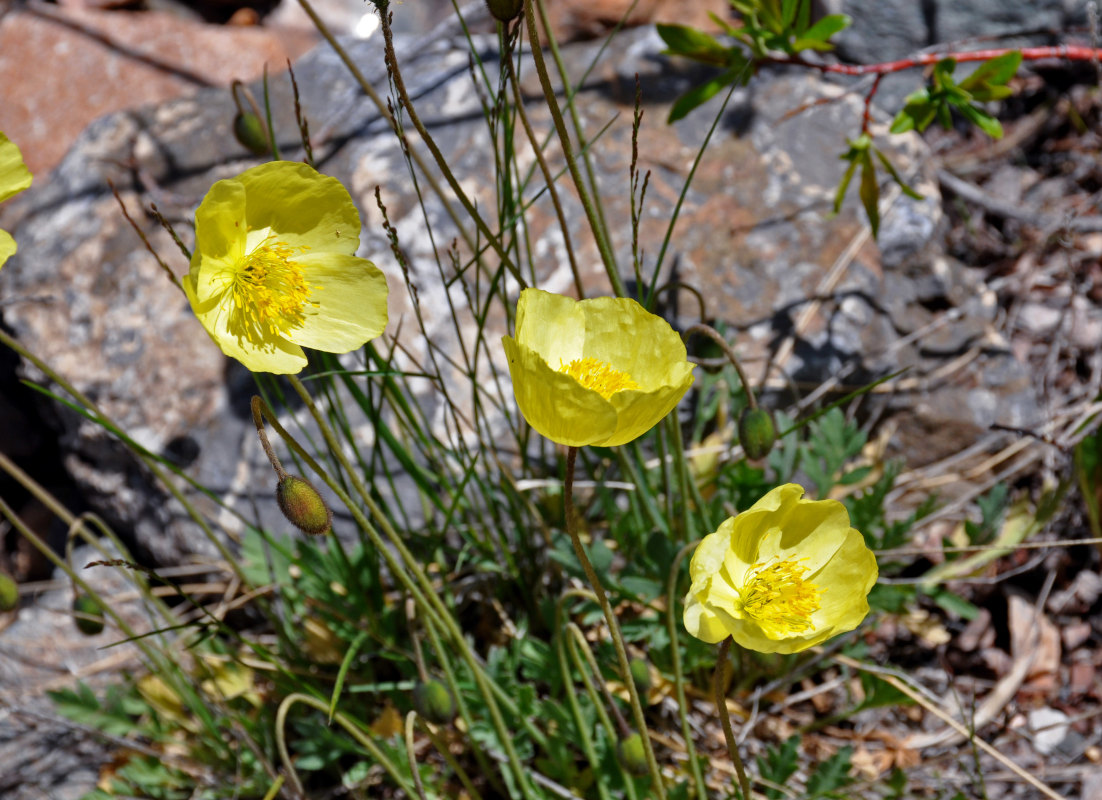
<box><xmin>184</xmin><ymin>161</ymin><xmax>388</xmax><ymax>374</ymax></box>
<box><xmin>0</xmin><ymin>132</ymin><xmax>33</xmax><ymax>269</ymax></box>
<box><xmin>683</xmin><ymin>483</ymin><xmax>878</xmax><ymax>654</ymax></box>
<box><xmin>502</xmin><ymin>288</ymin><xmax>695</xmax><ymax>447</ymax></box>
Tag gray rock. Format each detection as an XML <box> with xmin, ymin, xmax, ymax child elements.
<box><xmin>1</xmin><ymin>15</ymin><xmax>1041</xmax><ymax>563</ymax></box>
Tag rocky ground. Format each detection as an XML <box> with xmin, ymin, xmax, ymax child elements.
<box><xmin>0</xmin><ymin>0</ymin><xmax>1100</xmax><ymax>798</ymax></box>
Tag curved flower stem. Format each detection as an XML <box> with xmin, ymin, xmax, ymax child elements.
<box><xmin>404</xmin><ymin>711</ymin><xmax>429</xmax><ymax>800</ymax></box>
<box><xmin>565</xmin><ymin>625</ymin><xmax>641</xmax><ymax>800</ymax></box>
<box><xmin>274</xmin><ymin>381</ymin><xmax>539</xmax><ymax>800</ymax></box>
<box><xmin>522</xmin><ymin>0</ymin><xmax>626</xmax><ymax>298</ymax></box>
<box><xmin>564</xmin><ymin>446</ymin><xmax>666</xmax><ymax>798</ymax></box>
<box><xmin>275</xmin><ymin>692</ymin><xmax>413</xmax><ymax>797</ymax></box>
<box><xmin>666</xmin><ymin>541</ymin><xmax>708</xmax><ymax>800</ymax></box>
<box><xmin>715</xmin><ymin>637</ymin><xmax>752</xmax><ymax>800</ymax></box>
<box><xmin>683</xmin><ymin>323</ymin><xmax>758</xmax><ymax>410</ymax></box>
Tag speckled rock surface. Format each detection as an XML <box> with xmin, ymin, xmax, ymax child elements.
<box><xmin>1</xmin><ymin>12</ymin><xmax>1042</xmax><ymax>568</ymax></box>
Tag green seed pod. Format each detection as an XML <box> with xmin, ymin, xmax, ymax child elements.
<box><xmin>485</xmin><ymin>0</ymin><xmax>522</xmax><ymax>22</ymax></box>
<box><xmin>233</xmin><ymin>112</ymin><xmax>270</xmax><ymax>156</ymax></box>
<box><xmin>72</xmin><ymin>594</ymin><xmax>105</xmax><ymax>636</ymax></box>
<box><xmin>628</xmin><ymin>657</ymin><xmax>652</xmax><ymax>698</ymax></box>
<box><xmin>277</xmin><ymin>476</ymin><xmax>332</xmax><ymax>536</ymax></box>
<box><xmin>0</xmin><ymin>573</ymin><xmax>18</xmax><ymax>612</ymax></box>
<box><xmin>616</xmin><ymin>731</ymin><xmax>649</xmax><ymax>776</ymax></box>
<box><xmin>738</xmin><ymin>406</ymin><xmax>776</xmax><ymax>461</ymax></box>
<box><xmin>413</xmin><ymin>679</ymin><xmax>456</xmax><ymax>725</ymax></box>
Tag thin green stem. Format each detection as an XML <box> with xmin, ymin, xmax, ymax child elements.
<box><xmin>563</xmin><ymin>447</ymin><xmax>666</xmax><ymax>798</ymax></box>
<box><xmin>522</xmin><ymin>0</ymin><xmax>626</xmax><ymax>297</ymax></box>
<box><xmin>684</xmin><ymin>323</ymin><xmax>758</xmax><ymax>410</ymax></box>
<box><xmin>666</xmin><ymin>541</ymin><xmax>708</xmax><ymax>799</ymax></box>
<box><xmin>377</xmin><ymin>2</ymin><xmax>521</xmax><ymax>284</ymax></box>
<box><xmin>715</xmin><ymin>637</ymin><xmax>752</xmax><ymax>800</ymax></box>
<box><xmin>275</xmin><ymin>693</ymin><xmax>414</xmax><ymax>797</ymax></box>
<box><xmin>504</xmin><ymin>34</ymin><xmax>585</xmax><ymax>297</ymax></box>
<box><xmin>294</xmin><ymin>0</ymin><xmax>487</xmax><ymax>271</ymax></box>
<box><xmin>275</xmin><ymin>380</ymin><xmax>539</xmax><ymax>799</ymax></box>
<box><xmin>554</xmin><ymin>590</ymin><xmax>613</xmax><ymax>800</ymax></box>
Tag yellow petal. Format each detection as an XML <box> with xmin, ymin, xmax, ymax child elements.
<box><xmin>184</xmin><ymin>272</ymin><xmax>307</xmax><ymax>374</ymax></box>
<box><xmin>286</xmin><ymin>253</ymin><xmax>389</xmax><ymax>353</ymax></box>
<box><xmin>502</xmin><ymin>335</ymin><xmax>618</xmax><ymax>447</ymax></box>
<box><xmin>236</xmin><ymin>161</ymin><xmax>361</xmax><ymax>254</ymax></box>
<box><xmin>504</xmin><ymin>289</ymin><xmax>695</xmax><ymax>448</ymax></box>
<box><xmin>0</xmin><ymin>229</ymin><xmax>15</xmax><ymax>269</ymax></box>
<box><xmin>0</xmin><ymin>132</ymin><xmax>32</xmax><ymax>204</ymax></box>
<box><xmin>682</xmin><ymin>483</ymin><xmax>878</xmax><ymax>654</ymax></box>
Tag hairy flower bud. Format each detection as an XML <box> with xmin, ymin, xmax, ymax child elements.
<box><xmin>413</xmin><ymin>679</ymin><xmax>456</xmax><ymax>725</ymax></box>
<box><xmin>738</xmin><ymin>407</ymin><xmax>776</xmax><ymax>461</ymax></box>
<box><xmin>277</xmin><ymin>475</ymin><xmax>332</xmax><ymax>536</ymax></box>
<box><xmin>0</xmin><ymin>573</ymin><xmax>17</xmax><ymax>612</ymax></box>
<box><xmin>232</xmin><ymin>112</ymin><xmax>270</xmax><ymax>156</ymax></box>
<box><xmin>485</xmin><ymin>0</ymin><xmax>522</xmax><ymax>22</ymax></box>
<box><xmin>73</xmin><ymin>594</ymin><xmax>105</xmax><ymax>635</ymax></box>
<box><xmin>616</xmin><ymin>732</ymin><xmax>649</xmax><ymax>776</ymax></box>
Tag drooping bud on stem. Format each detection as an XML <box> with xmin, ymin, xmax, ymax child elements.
<box><xmin>738</xmin><ymin>406</ymin><xmax>776</xmax><ymax>461</ymax></box>
<box><xmin>616</xmin><ymin>731</ymin><xmax>650</xmax><ymax>776</ymax></box>
<box><xmin>629</xmin><ymin>657</ymin><xmax>652</xmax><ymax>698</ymax></box>
<box><xmin>276</xmin><ymin>475</ymin><xmax>332</xmax><ymax>536</ymax></box>
<box><xmin>485</xmin><ymin>0</ymin><xmax>522</xmax><ymax>22</ymax></box>
<box><xmin>413</xmin><ymin>678</ymin><xmax>456</xmax><ymax>725</ymax></box>
<box><xmin>233</xmin><ymin>112</ymin><xmax>270</xmax><ymax>156</ymax></box>
<box><xmin>72</xmin><ymin>594</ymin><xmax>105</xmax><ymax>635</ymax></box>
<box><xmin>0</xmin><ymin>572</ymin><xmax>18</xmax><ymax>612</ymax></box>
<box><xmin>231</xmin><ymin>80</ymin><xmax>271</xmax><ymax>156</ymax></box>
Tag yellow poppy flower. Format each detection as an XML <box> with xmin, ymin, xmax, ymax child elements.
<box><xmin>0</xmin><ymin>132</ymin><xmax>33</xmax><ymax>269</ymax></box>
<box><xmin>684</xmin><ymin>483</ymin><xmax>877</xmax><ymax>654</ymax></box>
<box><xmin>184</xmin><ymin>161</ymin><xmax>388</xmax><ymax>374</ymax></box>
<box><xmin>502</xmin><ymin>288</ymin><xmax>695</xmax><ymax>448</ymax></box>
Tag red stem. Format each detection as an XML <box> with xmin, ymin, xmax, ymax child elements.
<box><xmin>778</xmin><ymin>45</ymin><xmax>1102</xmax><ymax>76</ymax></box>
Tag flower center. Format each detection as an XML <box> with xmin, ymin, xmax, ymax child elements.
<box><xmin>559</xmin><ymin>357</ymin><xmax>640</xmax><ymax>399</ymax></box>
<box><xmin>739</xmin><ymin>557</ymin><xmax>823</xmax><ymax>636</ymax></box>
<box><xmin>229</xmin><ymin>238</ymin><xmax>317</xmax><ymax>346</ymax></box>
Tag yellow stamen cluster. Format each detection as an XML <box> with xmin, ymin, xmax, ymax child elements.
<box><xmin>739</xmin><ymin>557</ymin><xmax>823</xmax><ymax>636</ymax></box>
<box><xmin>559</xmin><ymin>357</ymin><xmax>640</xmax><ymax>399</ymax></box>
<box><xmin>229</xmin><ymin>238</ymin><xmax>317</xmax><ymax>346</ymax></box>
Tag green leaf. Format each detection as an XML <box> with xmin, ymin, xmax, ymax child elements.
<box><xmin>960</xmin><ymin>51</ymin><xmax>1021</xmax><ymax>90</ymax></box>
<box><xmin>868</xmin><ymin>582</ymin><xmax>916</xmax><ymax>613</ymax></box>
<box><xmin>925</xmin><ymin>585</ymin><xmax>980</xmax><ymax>620</ymax></box>
<box><xmin>806</xmin><ymin>746</ymin><xmax>854</xmax><ymax>797</ymax></box>
<box><xmin>756</xmin><ymin>735</ymin><xmax>800</xmax><ymax>799</ymax></box>
<box><xmin>832</xmin><ymin>159</ymin><xmax>857</xmax><ymax>214</ymax></box>
<box><xmin>667</xmin><ymin>66</ymin><xmax>744</xmax><ymax>122</ymax></box>
<box><xmin>957</xmin><ymin>103</ymin><xmax>1004</xmax><ymax>139</ymax></box>
<box><xmin>657</xmin><ymin>23</ymin><xmax>729</xmax><ymax>64</ymax></box>
<box><xmin>873</xmin><ymin>149</ymin><xmax>923</xmax><ymax>200</ymax></box>
<box><xmin>858</xmin><ymin>152</ymin><xmax>879</xmax><ymax>238</ymax></box>
<box><xmin>795</xmin><ymin>13</ymin><xmax>850</xmax><ymax>45</ymax></box>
